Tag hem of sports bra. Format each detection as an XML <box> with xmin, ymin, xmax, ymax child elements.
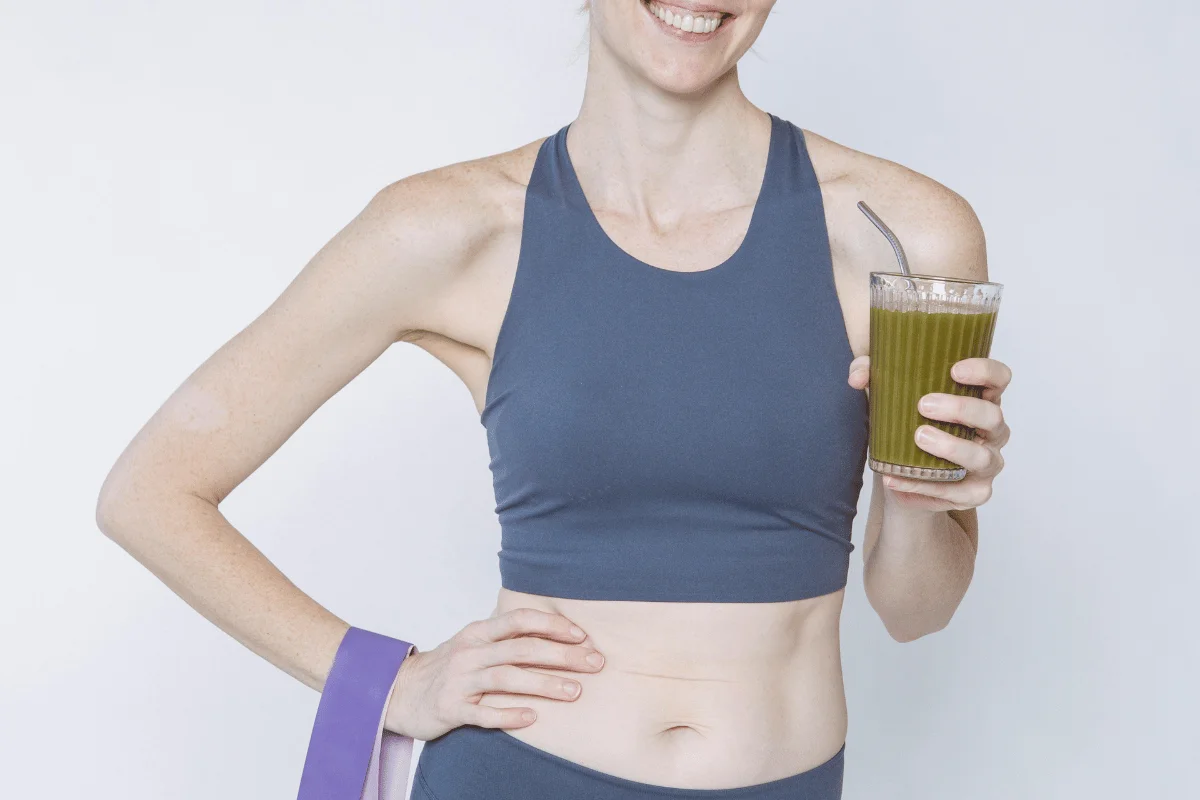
<box><xmin>497</xmin><ymin>565</ymin><xmax>850</xmax><ymax>604</ymax></box>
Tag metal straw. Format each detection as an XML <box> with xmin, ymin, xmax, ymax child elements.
<box><xmin>856</xmin><ymin>201</ymin><xmax>911</xmax><ymax>277</ymax></box>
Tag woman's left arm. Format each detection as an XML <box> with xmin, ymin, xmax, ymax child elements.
<box><xmin>848</xmin><ymin>188</ymin><xmax>1013</xmax><ymax>642</ymax></box>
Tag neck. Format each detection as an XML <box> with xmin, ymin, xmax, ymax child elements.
<box><xmin>568</xmin><ymin>42</ymin><xmax>771</xmax><ymax>219</ymax></box>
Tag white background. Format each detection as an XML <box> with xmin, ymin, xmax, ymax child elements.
<box><xmin>2</xmin><ymin>1</ymin><xmax>1196</xmax><ymax>797</ymax></box>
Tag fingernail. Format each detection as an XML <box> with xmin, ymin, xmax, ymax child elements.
<box><xmin>522</xmin><ymin>710</ymin><xmax>537</xmax><ymax>723</ymax></box>
<box><xmin>916</xmin><ymin>426</ymin><xmax>934</xmax><ymax>443</ymax></box>
<box><xmin>952</xmin><ymin>364</ymin><xmax>966</xmax><ymax>380</ymax></box>
<box><xmin>586</xmin><ymin>651</ymin><xmax>605</xmax><ymax>667</ymax></box>
<box><xmin>562</xmin><ymin>680</ymin><xmax>580</xmax><ymax>697</ymax></box>
<box><xmin>919</xmin><ymin>397</ymin><xmax>938</xmax><ymax>414</ymax></box>
<box><xmin>569</xmin><ymin>625</ymin><xmax>585</xmax><ymax>639</ymax></box>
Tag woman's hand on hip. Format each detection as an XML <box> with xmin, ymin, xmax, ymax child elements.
<box><xmin>383</xmin><ymin>608</ymin><xmax>605</xmax><ymax>740</ymax></box>
<box><xmin>849</xmin><ymin>355</ymin><xmax>1013</xmax><ymax>512</ymax></box>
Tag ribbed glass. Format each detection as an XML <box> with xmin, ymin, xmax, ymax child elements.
<box><xmin>867</xmin><ymin>272</ymin><xmax>1003</xmax><ymax>482</ymax></box>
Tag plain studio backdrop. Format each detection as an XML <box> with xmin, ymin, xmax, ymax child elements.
<box><xmin>2</xmin><ymin>1</ymin><xmax>1195</xmax><ymax>797</ymax></box>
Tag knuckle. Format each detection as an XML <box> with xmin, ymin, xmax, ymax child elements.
<box><xmin>485</xmin><ymin>613</ymin><xmax>511</xmax><ymax>638</ymax></box>
<box><xmin>475</xmin><ymin>666</ymin><xmax>499</xmax><ymax>692</ymax></box>
<box><xmin>508</xmin><ymin>639</ymin><xmax>538</xmax><ymax>663</ymax></box>
<box><xmin>457</xmin><ymin>620</ymin><xmax>485</xmax><ymax>642</ymax></box>
<box><xmin>497</xmin><ymin>664</ymin><xmax>525</xmax><ymax>690</ymax></box>
<box><xmin>484</xmin><ymin>707</ymin><xmax>512</xmax><ymax>728</ymax></box>
<box><xmin>547</xmin><ymin>642</ymin><xmax>573</xmax><ymax>666</ymax></box>
<box><xmin>476</xmin><ymin>705</ymin><xmax>515</xmax><ymax>728</ymax></box>
<box><xmin>521</xmin><ymin>607</ymin><xmax>550</xmax><ymax>629</ymax></box>
<box><xmin>508</xmin><ymin>607</ymin><xmax>540</xmax><ymax>633</ymax></box>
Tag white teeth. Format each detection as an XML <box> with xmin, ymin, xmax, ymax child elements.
<box><xmin>648</xmin><ymin>2</ymin><xmax>725</xmax><ymax>33</ymax></box>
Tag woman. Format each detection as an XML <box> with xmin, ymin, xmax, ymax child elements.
<box><xmin>96</xmin><ymin>1</ymin><xmax>1013</xmax><ymax>798</ymax></box>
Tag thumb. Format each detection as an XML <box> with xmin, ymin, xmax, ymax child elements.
<box><xmin>847</xmin><ymin>355</ymin><xmax>870</xmax><ymax>388</ymax></box>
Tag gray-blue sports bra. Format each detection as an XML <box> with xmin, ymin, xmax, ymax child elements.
<box><xmin>479</xmin><ymin>112</ymin><xmax>868</xmax><ymax>602</ymax></box>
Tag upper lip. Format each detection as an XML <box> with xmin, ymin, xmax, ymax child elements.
<box><xmin>648</xmin><ymin>1</ymin><xmax>735</xmax><ymax>17</ymax></box>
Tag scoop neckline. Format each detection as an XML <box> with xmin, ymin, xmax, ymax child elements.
<box><xmin>558</xmin><ymin>113</ymin><xmax>778</xmax><ymax>279</ymax></box>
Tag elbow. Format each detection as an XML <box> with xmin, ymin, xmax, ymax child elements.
<box><xmin>95</xmin><ymin>485</ymin><xmax>128</xmax><ymax>540</ymax></box>
<box><xmin>884</xmin><ymin>615</ymin><xmax>950</xmax><ymax>643</ymax></box>
<box><xmin>868</xmin><ymin>585</ymin><xmax>958</xmax><ymax>643</ymax></box>
<box><xmin>94</xmin><ymin>464</ymin><xmax>142</xmax><ymax>540</ymax></box>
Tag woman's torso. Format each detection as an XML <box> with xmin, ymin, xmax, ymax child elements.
<box><xmin>481</xmin><ymin>588</ymin><xmax>847</xmax><ymax>787</ymax></box>
<box><xmin>400</xmin><ymin>112</ymin><xmax>887</xmax><ymax>788</ymax></box>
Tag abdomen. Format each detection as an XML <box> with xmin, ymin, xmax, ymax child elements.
<box><xmin>476</xmin><ymin>586</ymin><xmax>849</xmax><ymax>789</ymax></box>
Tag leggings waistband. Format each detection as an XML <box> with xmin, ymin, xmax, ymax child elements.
<box><xmin>412</xmin><ymin>724</ymin><xmax>845</xmax><ymax>800</ymax></box>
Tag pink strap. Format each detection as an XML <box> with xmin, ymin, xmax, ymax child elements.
<box><xmin>361</xmin><ymin>711</ymin><xmax>417</xmax><ymax>800</ymax></box>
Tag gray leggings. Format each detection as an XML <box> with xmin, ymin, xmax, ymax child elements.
<box><xmin>410</xmin><ymin>724</ymin><xmax>844</xmax><ymax>800</ymax></box>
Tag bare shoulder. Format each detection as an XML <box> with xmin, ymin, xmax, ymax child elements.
<box><xmin>94</xmin><ymin>135</ymin><xmax>547</xmax><ymax>512</ymax></box>
<box><xmin>800</xmin><ymin>128</ymin><xmax>988</xmax><ymax>284</ymax></box>
<box><xmin>364</xmin><ymin>137</ymin><xmax>545</xmax><ymax>342</ymax></box>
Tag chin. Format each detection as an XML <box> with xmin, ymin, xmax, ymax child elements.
<box><xmin>591</xmin><ymin>0</ymin><xmax>776</xmax><ymax>96</ymax></box>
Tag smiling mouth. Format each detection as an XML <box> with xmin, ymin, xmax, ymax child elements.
<box><xmin>641</xmin><ymin>1</ymin><xmax>733</xmax><ymax>38</ymax></box>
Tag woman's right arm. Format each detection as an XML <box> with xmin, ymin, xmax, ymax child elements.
<box><xmin>94</xmin><ymin>164</ymin><xmax>606</xmax><ymax>739</ymax></box>
<box><xmin>94</xmin><ymin>169</ymin><xmax>476</xmax><ymax>691</ymax></box>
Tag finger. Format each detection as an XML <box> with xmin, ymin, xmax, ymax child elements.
<box><xmin>914</xmin><ymin>426</ymin><xmax>996</xmax><ymax>475</ymax></box>
<box><xmin>989</xmin><ymin>418</ymin><xmax>1012</xmax><ymax>448</ymax></box>
<box><xmin>918</xmin><ymin>394</ymin><xmax>1004</xmax><ymax>435</ymax></box>
<box><xmin>847</xmin><ymin>355</ymin><xmax>870</xmax><ymax>388</ymax></box>
<box><xmin>879</xmin><ymin>485</ymin><xmax>957</xmax><ymax>513</ymax></box>
<box><xmin>470</xmin><ymin>608</ymin><xmax>588</xmax><ymax>644</ymax></box>
<box><xmin>883</xmin><ymin>474</ymin><xmax>993</xmax><ymax>507</ymax></box>
<box><xmin>460</xmin><ymin>703</ymin><xmax>538</xmax><ymax>729</ymax></box>
<box><xmin>471</xmin><ymin>664</ymin><xmax>582</xmax><ymax>702</ymax></box>
<box><xmin>951</xmin><ymin>358</ymin><xmax>1012</xmax><ymax>392</ymax></box>
<box><xmin>480</xmin><ymin>637</ymin><xmax>605</xmax><ymax>673</ymax></box>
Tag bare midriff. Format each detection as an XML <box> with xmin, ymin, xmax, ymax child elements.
<box><xmin>477</xmin><ymin>586</ymin><xmax>848</xmax><ymax>790</ymax></box>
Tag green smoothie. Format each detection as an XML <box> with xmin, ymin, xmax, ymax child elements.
<box><xmin>867</xmin><ymin>274</ymin><xmax>1001</xmax><ymax>481</ymax></box>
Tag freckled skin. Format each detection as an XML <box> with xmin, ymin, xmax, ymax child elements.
<box><xmin>97</xmin><ymin>0</ymin><xmax>999</xmax><ymax>791</ymax></box>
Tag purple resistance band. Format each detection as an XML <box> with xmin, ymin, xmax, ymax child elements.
<box><xmin>296</xmin><ymin>627</ymin><xmax>418</xmax><ymax>800</ymax></box>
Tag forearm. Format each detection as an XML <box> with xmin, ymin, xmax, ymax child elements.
<box><xmin>96</xmin><ymin>490</ymin><xmax>350</xmax><ymax>692</ymax></box>
<box><xmin>863</xmin><ymin>495</ymin><xmax>977</xmax><ymax>642</ymax></box>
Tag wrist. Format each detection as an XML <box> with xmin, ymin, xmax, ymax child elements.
<box><xmin>383</xmin><ymin>646</ymin><xmax>420</xmax><ymax>736</ymax></box>
<box><xmin>881</xmin><ymin>487</ymin><xmax>943</xmax><ymax>524</ymax></box>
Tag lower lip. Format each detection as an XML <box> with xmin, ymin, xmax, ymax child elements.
<box><xmin>642</xmin><ymin>1</ymin><xmax>730</xmax><ymax>42</ymax></box>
